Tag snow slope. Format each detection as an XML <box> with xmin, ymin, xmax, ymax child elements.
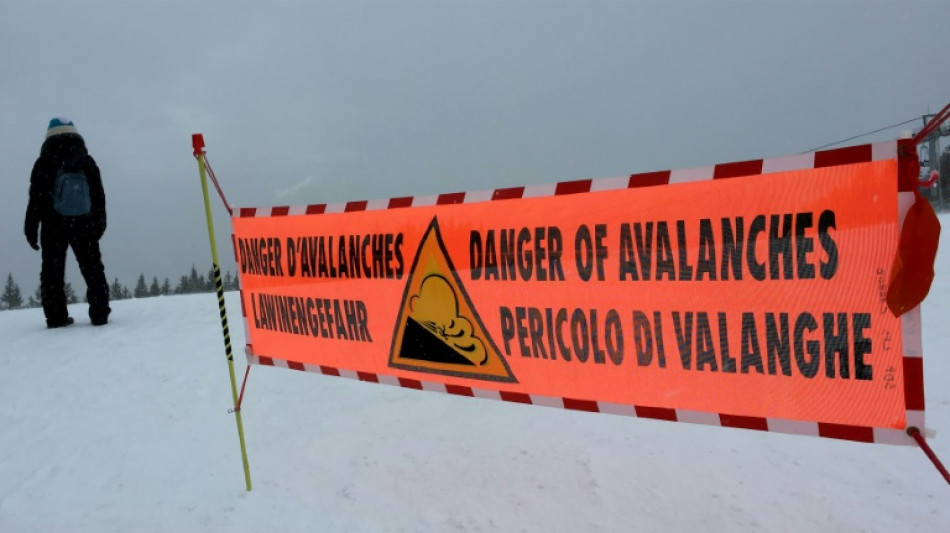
<box><xmin>1</xmin><ymin>215</ymin><xmax>948</xmax><ymax>533</ymax></box>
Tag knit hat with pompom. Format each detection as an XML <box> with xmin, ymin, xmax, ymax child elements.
<box><xmin>46</xmin><ymin>117</ymin><xmax>79</xmax><ymax>139</ymax></box>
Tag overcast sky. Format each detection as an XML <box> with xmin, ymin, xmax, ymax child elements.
<box><xmin>2</xmin><ymin>0</ymin><xmax>948</xmax><ymax>296</ymax></box>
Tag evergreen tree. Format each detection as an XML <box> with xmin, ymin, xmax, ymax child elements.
<box><xmin>110</xmin><ymin>278</ymin><xmax>126</xmax><ymax>300</ymax></box>
<box><xmin>224</xmin><ymin>271</ymin><xmax>237</xmax><ymax>291</ymax></box>
<box><xmin>176</xmin><ymin>275</ymin><xmax>191</xmax><ymax>294</ymax></box>
<box><xmin>189</xmin><ymin>264</ymin><xmax>205</xmax><ymax>293</ymax></box>
<box><xmin>161</xmin><ymin>278</ymin><xmax>172</xmax><ymax>295</ymax></box>
<box><xmin>206</xmin><ymin>267</ymin><xmax>217</xmax><ymax>292</ymax></box>
<box><xmin>134</xmin><ymin>273</ymin><xmax>149</xmax><ymax>298</ymax></box>
<box><xmin>149</xmin><ymin>277</ymin><xmax>161</xmax><ymax>297</ymax></box>
<box><xmin>64</xmin><ymin>282</ymin><xmax>79</xmax><ymax>304</ymax></box>
<box><xmin>1</xmin><ymin>274</ymin><xmax>24</xmax><ymax>310</ymax></box>
<box><xmin>122</xmin><ymin>287</ymin><xmax>132</xmax><ymax>300</ymax></box>
<box><xmin>28</xmin><ymin>285</ymin><xmax>42</xmax><ymax>308</ymax></box>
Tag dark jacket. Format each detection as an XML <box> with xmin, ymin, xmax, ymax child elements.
<box><xmin>24</xmin><ymin>133</ymin><xmax>106</xmax><ymax>242</ymax></box>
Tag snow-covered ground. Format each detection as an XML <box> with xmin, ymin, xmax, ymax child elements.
<box><xmin>1</xmin><ymin>214</ymin><xmax>948</xmax><ymax>533</ymax></box>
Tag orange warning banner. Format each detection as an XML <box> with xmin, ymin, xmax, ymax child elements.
<box><xmin>233</xmin><ymin>159</ymin><xmax>909</xmax><ymax>429</ymax></box>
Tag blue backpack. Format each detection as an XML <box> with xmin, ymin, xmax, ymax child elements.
<box><xmin>52</xmin><ymin>169</ymin><xmax>91</xmax><ymax>216</ymax></box>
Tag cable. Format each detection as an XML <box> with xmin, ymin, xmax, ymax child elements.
<box><xmin>804</xmin><ymin>117</ymin><xmax>922</xmax><ymax>153</ymax></box>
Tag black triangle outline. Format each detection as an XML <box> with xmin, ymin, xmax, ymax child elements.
<box><xmin>388</xmin><ymin>216</ymin><xmax>517</xmax><ymax>383</ymax></box>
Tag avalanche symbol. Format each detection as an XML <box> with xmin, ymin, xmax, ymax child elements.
<box><xmin>389</xmin><ymin>217</ymin><xmax>516</xmax><ymax>383</ymax></box>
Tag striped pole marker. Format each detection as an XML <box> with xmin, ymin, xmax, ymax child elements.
<box><xmin>193</xmin><ymin>133</ymin><xmax>253</xmax><ymax>491</ymax></box>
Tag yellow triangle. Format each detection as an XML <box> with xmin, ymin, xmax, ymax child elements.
<box><xmin>389</xmin><ymin>217</ymin><xmax>517</xmax><ymax>383</ymax></box>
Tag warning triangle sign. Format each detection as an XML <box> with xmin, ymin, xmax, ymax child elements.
<box><xmin>389</xmin><ymin>217</ymin><xmax>517</xmax><ymax>383</ymax></box>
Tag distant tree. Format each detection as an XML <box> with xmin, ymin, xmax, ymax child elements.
<box><xmin>206</xmin><ymin>267</ymin><xmax>217</xmax><ymax>291</ymax></box>
<box><xmin>134</xmin><ymin>274</ymin><xmax>149</xmax><ymax>298</ymax></box>
<box><xmin>110</xmin><ymin>278</ymin><xmax>127</xmax><ymax>301</ymax></box>
<box><xmin>224</xmin><ymin>271</ymin><xmax>238</xmax><ymax>291</ymax></box>
<box><xmin>122</xmin><ymin>287</ymin><xmax>132</xmax><ymax>300</ymax></box>
<box><xmin>189</xmin><ymin>264</ymin><xmax>205</xmax><ymax>293</ymax></box>
<box><xmin>175</xmin><ymin>274</ymin><xmax>192</xmax><ymax>294</ymax></box>
<box><xmin>161</xmin><ymin>278</ymin><xmax>172</xmax><ymax>295</ymax></box>
<box><xmin>1</xmin><ymin>274</ymin><xmax>24</xmax><ymax>310</ymax></box>
<box><xmin>64</xmin><ymin>282</ymin><xmax>79</xmax><ymax>304</ymax></box>
<box><xmin>149</xmin><ymin>277</ymin><xmax>161</xmax><ymax>297</ymax></box>
<box><xmin>28</xmin><ymin>285</ymin><xmax>42</xmax><ymax>308</ymax></box>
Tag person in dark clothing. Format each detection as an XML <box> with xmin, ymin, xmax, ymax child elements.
<box><xmin>24</xmin><ymin>118</ymin><xmax>110</xmax><ymax>328</ymax></box>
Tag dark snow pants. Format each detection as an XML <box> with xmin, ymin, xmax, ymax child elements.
<box><xmin>40</xmin><ymin>225</ymin><xmax>110</xmax><ymax>325</ymax></box>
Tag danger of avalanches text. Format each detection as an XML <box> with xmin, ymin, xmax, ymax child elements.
<box><xmin>469</xmin><ymin>211</ymin><xmax>839</xmax><ymax>282</ymax></box>
<box><xmin>482</xmin><ymin>210</ymin><xmax>878</xmax><ymax>382</ymax></box>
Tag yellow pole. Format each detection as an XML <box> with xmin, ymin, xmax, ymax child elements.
<box><xmin>192</xmin><ymin>133</ymin><xmax>253</xmax><ymax>491</ymax></box>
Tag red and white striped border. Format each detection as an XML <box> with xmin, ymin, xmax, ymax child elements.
<box><xmin>247</xmin><ymin>350</ymin><xmax>926</xmax><ymax>446</ymax></box>
<box><xmin>232</xmin><ymin>141</ymin><xmax>899</xmax><ymax>218</ymax></box>
<box><xmin>234</xmin><ymin>140</ymin><xmax>929</xmax><ymax>445</ymax></box>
